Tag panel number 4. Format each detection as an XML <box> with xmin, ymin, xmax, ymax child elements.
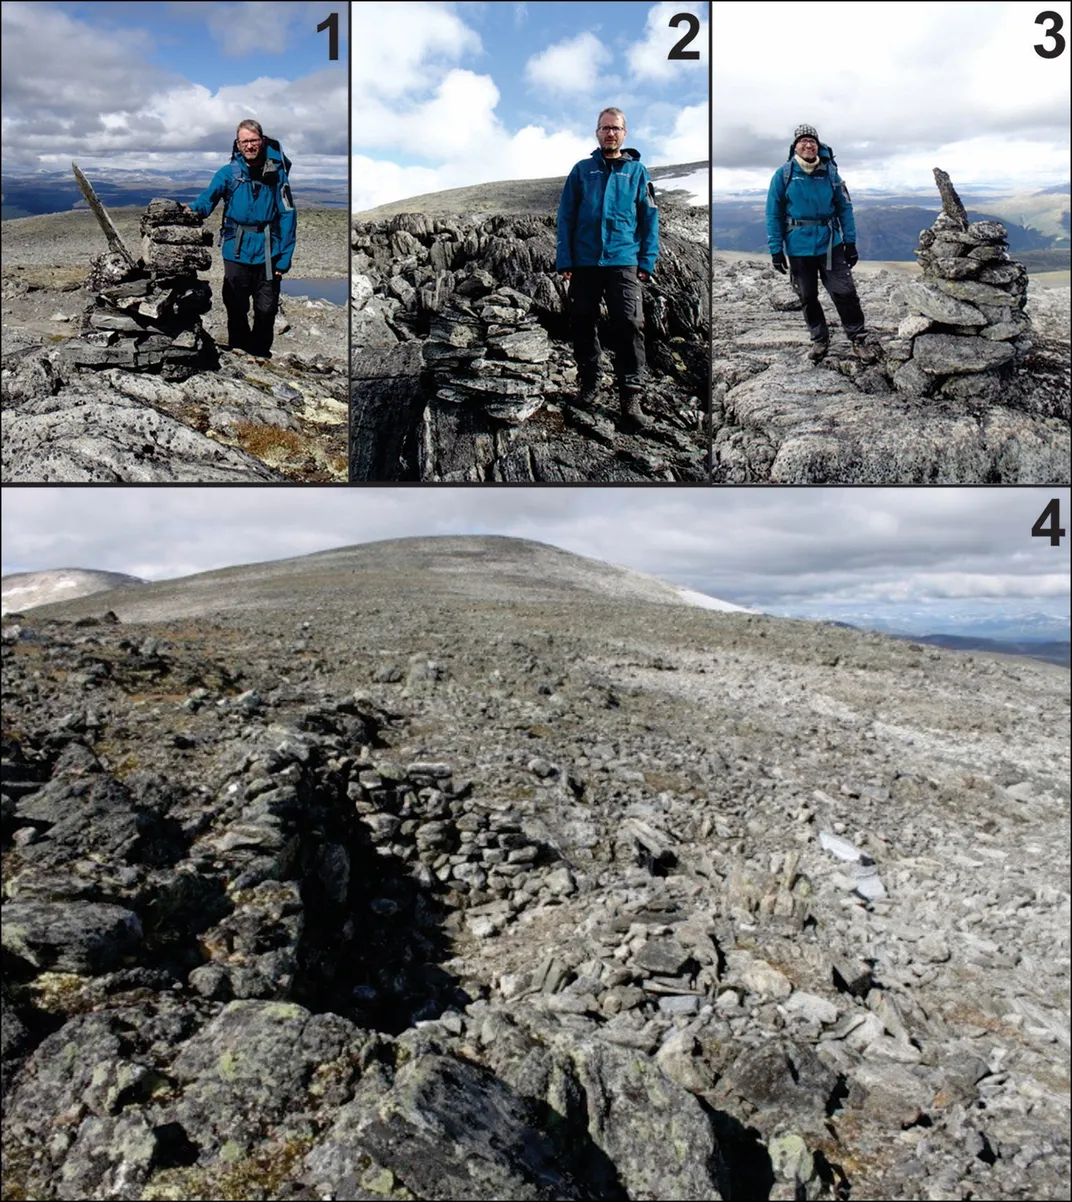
<box><xmin>1031</xmin><ymin>498</ymin><xmax>1066</xmax><ymax>546</ymax></box>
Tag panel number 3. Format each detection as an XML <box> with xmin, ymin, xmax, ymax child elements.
<box><xmin>1034</xmin><ymin>10</ymin><xmax>1065</xmax><ymax>57</ymax></box>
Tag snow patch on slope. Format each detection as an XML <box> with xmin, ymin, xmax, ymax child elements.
<box><xmin>2</xmin><ymin>569</ymin><xmax>146</xmax><ymax>615</ymax></box>
<box><xmin>674</xmin><ymin>586</ymin><xmax>756</xmax><ymax>613</ymax></box>
<box><xmin>654</xmin><ymin>167</ymin><xmax>708</xmax><ymax>206</ymax></box>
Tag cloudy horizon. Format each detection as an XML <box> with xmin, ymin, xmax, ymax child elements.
<box><xmin>2</xmin><ymin>487</ymin><xmax>1067</xmax><ymax>638</ymax></box>
<box><xmin>1</xmin><ymin>1</ymin><xmax>349</xmax><ymax>188</ymax></box>
<box><xmin>711</xmin><ymin>0</ymin><xmax>1070</xmax><ymax>197</ymax></box>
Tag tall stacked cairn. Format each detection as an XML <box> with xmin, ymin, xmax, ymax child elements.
<box><xmin>67</xmin><ymin>165</ymin><xmax>216</xmax><ymax>381</ymax></box>
<box><xmin>887</xmin><ymin>168</ymin><xmax>1030</xmax><ymax>404</ymax></box>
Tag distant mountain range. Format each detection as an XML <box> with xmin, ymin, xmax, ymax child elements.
<box><xmin>806</xmin><ymin>619</ymin><xmax>1068</xmax><ymax>667</ymax></box>
<box><xmin>891</xmin><ymin>633</ymin><xmax>1070</xmax><ymax>669</ymax></box>
<box><xmin>712</xmin><ymin>199</ymin><xmax>1066</xmax><ymax>264</ymax></box>
<box><xmin>747</xmin><ymin>603</ymin><xmax>1071</xmax><ymax>667</ymax></box>
<box><xmin>3</xmin><ymin>162</ymin><xmax>704</xmax><ymax>221</ymax></box>
<box><xmin>856</xmin><ymin>610</ymin><xmax>1069</xmax><ymax>643</ymax></box>
<box><xmin>1</xmin><ymin>167</ymin><xmax>347</xmax><ymax>218</ymax></box>
<box><xmin>712</xmin><ymin>182</ymin><xmax>1071</xmax><ymax>265</ymax></box>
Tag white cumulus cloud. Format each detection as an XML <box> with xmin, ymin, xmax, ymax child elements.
<box><xmin>524</xmin><ymin>32</ymin><xmax>613</xmax><ymax>96</ymax></box>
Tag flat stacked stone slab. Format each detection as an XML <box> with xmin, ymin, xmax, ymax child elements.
<box><xmin>888</xmin><ymin>169</ymin><xmax>1031</xmax><ymax>404</ymax></box>
<box><xmin>69</xmin><ymin>195</ymin><xmax>216</xmax><ymax>381</ymax></box>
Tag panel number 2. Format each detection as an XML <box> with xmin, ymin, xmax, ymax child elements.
<box><xmin>668</xmin><ymin>12</ymin><xmax>701</xmax><ymax>60</ymax></box>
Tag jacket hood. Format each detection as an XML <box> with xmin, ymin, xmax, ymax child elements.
<box><xmin>590</xmin><ymin>147</ymin><xmax>642</xmax><ymax>163</ymax></box>
<box><xmin>230</xmin><ymin>137</ymin><xmax>292</xmax><ymax>174</ymax></box>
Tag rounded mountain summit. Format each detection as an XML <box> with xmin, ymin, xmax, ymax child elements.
<box><xmin>1</xmin><ymin>537</ymin><xmax>753</xmax><ymax>622</ymax></box>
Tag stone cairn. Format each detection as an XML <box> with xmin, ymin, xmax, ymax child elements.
<box><xmin>425</xmin><ymin>283</ymin><xmax>554</xmax><ymax>421</ymax></box>
<box><xmin>353</xmin><ymin>214</ymin><xmax>560</xmax><ymax>422</ymax></box>
<box><xmin>66</xmin><ymin>164</ymin><xmax>216</xmax><ymax>381</ymax></box>
<box><xmin>887</xmin><ymin>168</ymin><xmax>1031</xmax><ymax>404</ymax></box>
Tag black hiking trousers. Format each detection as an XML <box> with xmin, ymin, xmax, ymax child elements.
<box><xmin>222</xmin><ymin>259</ymin><xmax>280</xmax><ymax>357</ymax></box>
<box><xmin>788</xmin><ymin>244</ymin><xmax>866</xmax><ymax>343</ymax></box>
<box><xmin>567</xmin><ymin>266</ymin><xmax>647</xmax><ymax>389</ymax></box>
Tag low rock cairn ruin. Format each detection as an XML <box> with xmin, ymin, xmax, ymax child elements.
<box><xmin>66</xmin><ymin>165</ymin><xmax>216</xmax><ymax>380</ymax></box>
<box><xmin>887</xmin><ymin>169</ymin><xmax>1031</xmax><ymax>404</ymax></box>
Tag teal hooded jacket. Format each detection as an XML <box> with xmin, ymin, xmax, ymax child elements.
<box><xmin>556</xmin><ymin>148</ymin><xmax>659</xmax><ymax>275</ymax></box>
<box><xmin>190</xmin><ymin>139</ymin><xmax>297</xmax><ymax>274</ymax></box>
<box><xmin>766</xmin><ymin>144</ymin><xmax>856</xmax><ymax>259</ymax></box>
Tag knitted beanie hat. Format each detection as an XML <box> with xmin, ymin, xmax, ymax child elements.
<box><xmin>793</xmin><ymin>123</ymin><xmax>819</xmax><ymax>146</ymax></box>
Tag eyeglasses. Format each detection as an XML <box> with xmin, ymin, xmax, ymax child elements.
<box><xmin>598</xmin><ymin>126</ymin><xmax>625</xmax><ymax>133</ymax></box>
<box><xmin>237</xmin><ymin>137</ymin><xmax>263</xmax><ymax>146</ymax></box>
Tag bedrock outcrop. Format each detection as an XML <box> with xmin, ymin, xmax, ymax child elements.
<box><xmin>710</xmin><ymin>255</ymin><xmax>1069</xmax><ymax>484</ymax></box>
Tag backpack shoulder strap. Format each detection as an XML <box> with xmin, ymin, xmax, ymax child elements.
<box><xmin>781</xmin><ymin>160</ymin><xmax>793</xmax><ymax>188</ymax></box>
<box><xmin>225</xmin><ymin>158</ymin><xmax>244</xmax><ymax>202</ymax></box>
<box><xmin>218</xmin><ymin>159</ymin><xmax>245</xmax><ymax>244</ymax></box>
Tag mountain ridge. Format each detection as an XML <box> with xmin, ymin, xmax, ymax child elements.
<box><xmin>353</xmin><ymin>162</ymin><xmax>710</xmax><ymax>220</ymax></box>
<box><xmin>3</xmin><ymin>536</ymin><xmax>752</xmax><ymax>623</ymax></box>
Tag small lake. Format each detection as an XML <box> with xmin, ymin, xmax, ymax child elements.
<box><xmin>280</xmin><ymin>277</ymin><xmax>348</xmax><ymax>305</ymax></box>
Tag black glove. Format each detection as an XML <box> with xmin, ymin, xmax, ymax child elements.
<box><xmin>771</xmin><ymin>252</ymin><xmax>788</xmax><ymax>274</ymax></box>
<box><xmin>843</xmin><ymin>243</ymin><xmax>859</xmax><ymax>268</ymax></box>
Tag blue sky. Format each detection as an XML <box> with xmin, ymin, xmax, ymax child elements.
<box><xmin>1</xmin><ymin>1</ymin><xmax>348</xmax><ymax>181</ymax></box>
<box><xmin>351</xmin><ymin>0</ymin><xmax>709</xmax><ymax>209</ymax></box>
<box><xmin>2</xmin><ymin>488</ymin><xmax>1067</xmax><ymax>638</ymax></box>
<box><xmin>711</xmin><ymin>0</ymin><xmax>1071</xmax><ymax>196</ymax></box>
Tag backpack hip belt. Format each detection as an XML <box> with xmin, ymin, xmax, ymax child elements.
<box><xmin>231</xmin><ymin>220</ymin><xmax>273</xmax><ymax>281</ymax></box>
<box><xmin>786</xmin><ymin>216</ymin><xmax>839</xmax><ymax>270</ymax></box>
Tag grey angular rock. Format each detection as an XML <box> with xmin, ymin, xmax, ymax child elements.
<box><xmin>913</xmin><ymin>333</ymin><xmax>1015</xmax><ymax>374</ymax></box>
<box><xmin>906</xmin><ymin>282</ymin><xmax>986</xmax><ymax>325</ymax></box>
<box><xmin>2</xmin><ymin>385</ymin><xmax>282</xmax><ymax>482</ymax></box>
<box><xmin>2</xmin><ymin>900</ymin><xmax>143</xmax><ymax>973</ymax></box>
<box><xmin>932</xmin><ymin>277</ymin><xmax>1025</xmax><ymax>308</ymax></box>
<box><xmin>304</xmin><ymin>1054</ymin><xmax>591</xmax><ymax>1201</ymax></box>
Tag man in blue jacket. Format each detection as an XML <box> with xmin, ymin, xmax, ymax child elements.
<box><xmin>185</xmin><ymin>119</ymin><xmax>296</xmax><ymax>359</ymax></box>
<box><xmin>557</xmin><ymin>107</ymin><xmax>660</xmax><ymax>428</ymax></box>
<box><xmin>766</xmin><ymin>124</ymin><xmax>876</xmax><ymax>363</ymax></box>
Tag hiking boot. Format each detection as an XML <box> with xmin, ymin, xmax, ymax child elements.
<box><xmin>573</xmin><ymin>381</ymin><xmax>599</xmax><ymax>407</ymax></box>
<box><xmin>851</xmin><ymin>337</ymin><xmax>878</xmax><ymax>363</ymax></box>
<box><xmin>807</xmin><ymin>339</ymin><xmax>829</xmax><ymax>363</ymax></box>
<box><xmin>619</xmin><ymin>382</ymin><xmax>653</xmax><ymax>430</ymax></box>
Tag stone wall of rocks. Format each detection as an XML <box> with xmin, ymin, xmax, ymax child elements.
<box><xmin>66</xmin><ymin>199</ymin><xmax>215</xmax><ymax>381</ymax></box>
<box><xmin>887</xmin><ymin>170</ymin><xmax>1031</xmax><ymax>405</ymax></box>
<box><xmin>350</xmin><ymin>757</ymin><xmax>569</xmax><ymax>918</ymax></box>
